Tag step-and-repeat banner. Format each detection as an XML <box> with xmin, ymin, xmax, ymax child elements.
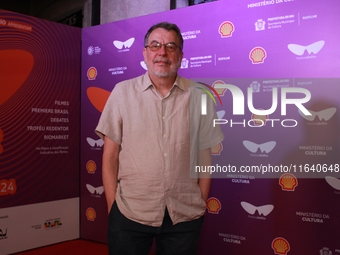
<box><xmin>81</xmin><ymin>0</ymin><xmax>340</xmax><ymax>254</ymax></box>
<box><xmin>0</xmin><ymin>10</ymin><xmax>81</xmax><ymax>254</ymax></box>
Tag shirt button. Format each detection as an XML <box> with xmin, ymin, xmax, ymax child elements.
<box><xmin>164</xmin><ymin>153</ymin><xmax>167</xmax><ymax>156</ymax></box>
<box><xmin>163</xmin><ymin>134</ymin><xmax>166</xmax><ymax>138</ymax></box>
<box><xmin>162</xmin><ymin>116</ymin><xmax>165</xmax><ymax>119</ymax></box>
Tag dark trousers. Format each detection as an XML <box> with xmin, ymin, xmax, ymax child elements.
<box><xmin>108</xmin><ymin>202</ymin><xmax>204</xmax><ymax>255</ymax></box>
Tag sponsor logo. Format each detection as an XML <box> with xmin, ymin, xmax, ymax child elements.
<box><xmin>180</xmin><ymin>58</ymin><xmax>189</xmax><ymax>69</ymax></box>
<box><xmin>86</xmin><ymin>160</ymin><xmax>97</xmax><ymax>174</ymax></box>
<box><xmin>206</xmin><ymin>197</ymin><xmax>221</xmax><ymax>214</ymax></box>
<box><xmin>241</xmin><ymin>201</ymin><xmax>274</xmax><ymax>216</ymax></box>
<box><xmin>243</xmin><ymin>140</ymin><xmax>276</xmax><ymax>154</ymax></box>
<box><xmin>249</xmin><ymin>47</ymin><xmax>266</xmax><ymax>64</ymax></box>
<box><xmin>279</xmin><ymin>173</ymin><xmax>298</xmax><ymax>191</ymax></box>
<box><xmin>219</xmin><ymin>21</ymin><xmax>235</xmax><ymax>37</ymax></box>
<box><xmin>288</xmin><ymin>40</ymin><xmax>325</xmax><ymax>56</ymax></box>
<box><xmin>325</xmin><ymin>176</ymin><xmax>340</xmax><ymax>190</ymax></box>
<box><xmin>86</xmin><ymin>207</ymin><xmax>96</xmax><ymax>221</ymax></box>
<box><xmin>86</xmin><ymin>184</ymin><xmax>104</xmax><ymax>196</ymax></box>
<box><xmin>87</xmin><ymin>46</ymin><xmax>101</xmax><ymax>55</ymax></box>
<box><xmin>250</xmin><ymin>81</ymin><xmax>261</xmax><ymax>92</ymax></box>
<box><xmin>0</xmin><ymin>228</ymin><xmax>7</xmax><ymax>239</ymax></box>
<box><xmin>140</xmin><ymin>61</ymin><xmax>148</xmax><ymax>70</ymax></box>
<box><xmin>298</xmin><ymin>107</ymin><xmax>336</xmax><ymax>122</ymax></box>
<box><xmin>320</xmin><ymin>247</ymin><xmax>333</xmax><ymax>255</ymax></box>
<box><xmin>44</xmin><ymin>219</ymin><xmax>62</xmax><ymax>229</ymax></box>
<box><xmin>87</xmin><ymin>67</ymin><xmax>97</xmax><ymax>80</ymax></box>
<box><xmin>212</xmin><ymin>80</ymin><xmax>228</xmax><ymax>96</ymax></box>
<box><xmin>113</xmin><ymin>38</ymin><xmax>135</xmax><ymax>51</ymax></box>
<box><xmin>87</xmin><ymin>137</ymin><xmax>104</xmax><ymax>148</ymax></box>
<box><xmin>272</xmin><ymin>237</ymin><xmax>290</xmax><ymax>255</ymax></box>
<box><xmin>255</xmin><ymin>19</ymin><xmax>266</xmax><ymax>31</ymax></box>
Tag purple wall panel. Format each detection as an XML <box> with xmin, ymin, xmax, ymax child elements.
<box><xmin>81</xmin><ymin>0</ymin><xmax>340</xmax><ymax>253</ymax></box>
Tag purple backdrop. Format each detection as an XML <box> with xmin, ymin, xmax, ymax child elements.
<box><xmin>81</xmin><ymin>0</ymin><xmax>340</xmax><ymax>254</ymax></box>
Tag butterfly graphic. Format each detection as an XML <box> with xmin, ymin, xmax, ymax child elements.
<box><xmin>241</xmin><ymin>201</ymin><xmax>274</xmax><ymax>216</ymax></box>
<box><xmin>243</xmin><ymin>140</ymin><xmax>276</xmax><ymax>153</ymax></box>
<box><xmin>298</xmin><ymin>107</ymin><xmax>336</xmax><ymax>121</ymax></box>
<box><xmin>113</xmin><ymin>38</ymin><xmax>135</xmax><ymax>50</ymax></box>
<box><xmin>325</xmin><ymin>176</ymin><xmax>340</xmax><ymax>190</ymax></box>
<box><xmin>287</xmin><ymin>40</ymin><xmax>325</xmax><ymax>56</ymax></box>
<box><xmin>86</xmin><ymin>137</ymin><xmax>104</xmax><ymax>147</ymax></box>
<box><xmin>86</xmin><ymin>184</ymin><xmax>105</xmax><ymax>195</ymax></box>
<box><xmin>140</xmin><ymin>61</ymin><xmax>148</xmax><ymax>70</ymax></box>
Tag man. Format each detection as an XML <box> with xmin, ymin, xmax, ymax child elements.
<box><xmin>95</xmin><ymin>22</ymin><xmax>224</xmax><ymax>255</ymax></box>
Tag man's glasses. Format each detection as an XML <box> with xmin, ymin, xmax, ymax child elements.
<box><xmin>145</xmin><ymin>41</ymin><xmax>181</xmax><ymax>52</ymax></box>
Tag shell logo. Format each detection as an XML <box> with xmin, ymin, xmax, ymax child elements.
<box><xmin>206</xmin><ymin>197</ymin><xmax>221</xmax><ymax>214</ymax></box>
<box><xmin>218</xmin><ymin>21</ymin><xmax>235</xmax><ymax>38</ymax></box>
<box><xmin>249</xmin><ymin>47</ymin><xmax>266</xmax><ymax>64</ymax></box>
<box><xmin>86</xmin><ymin>207</ymin><xmax>96</xmax><ymax>221</ymax></box>
<box><xmin>211</xmin><ymin>143</ymin><xmax>223</xmax><ymax>155</ymax></box>
<box><xmin>87</xmin><ymin>67</ymin><xmax>97</xmax><ymax>80</ymax></box>
<box><xmin>279</xmin><ymin>173</ymin><xmax>298</xmax><ymax>191</ymax></box>
<box><xmin>271</xmin><ymin>237</ymin><xmax>290</xmax><ymax>255</ymax></box>
<box><xmin>0</xmin><ymin>128</ymin><xmax>3</xmax><ymax>154</ymax></box>
<box><xmin>86</xmin><ymin>160</ymin><xmax>97</xmax><ymax>174</ymax></box>
<box><xmin>251</xmin><ymin>113</ymin><xmax>268</xmax><ymax>126</ymax></box>
<box><xmin>212</xmin><ymin>80</ymin><xmax>227</xmax><ymax>96</ymax></box>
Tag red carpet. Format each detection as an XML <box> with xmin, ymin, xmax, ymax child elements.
<box><xmin>13</xmin><ymin>239</ymin><xmax>108</xmax><ymax>255</ymax></box>
<box><xmin>13</xmin><ymin>239</ymin><xmax>155</xmax><ymax>255</ymax></box>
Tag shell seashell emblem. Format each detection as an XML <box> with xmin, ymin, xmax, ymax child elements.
<box><xmin>87</xmin><ymin>67</ymin><xmax>97</xmax><ymax>80</ymax></box>
<box><xmin>212</xmin><ymin>80</ymin><xmax>227</xmax><ymax>96</ymax></box>
<box><xmin>249</xmin><ymin>47</ymin><xmax>266</xmax><ymax>64</ymax></box>
<box><xmin>206</xmin><ymin>197</ymin><xmax>221</xmax><ymax>214</ymax></box>
<box><xmin>86</xmin><ymin>207</ymin><xmax>97</xmax><ymax>221</ymax></box>
<box><xmin>218</xmin><ymin>21</ymin><xmax>235</xmax><ymax>38</ymax></box>
<box><xmin>271</xmin><ymin>237</ymin><xmax>290</xmax><ymax>255</ymax></box>
<box><xmin>86</xmin><ymin>160</ymin><xmax>97</xmax><ymax>174</ymax></box>
<box><xmin>211</xmin><ymin>143</ymin><xmax>223</xmax><ymax>155</ymax></box>
<box><xmin>279</xmin><ymin>173</ymin><xmax>298</xmax><ymax>191</ymax></box>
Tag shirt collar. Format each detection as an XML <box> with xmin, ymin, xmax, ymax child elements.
<box><xmin>141</xmin><ymin>72</ymin><xmax>187</xmax><ymax>92</ymax></box>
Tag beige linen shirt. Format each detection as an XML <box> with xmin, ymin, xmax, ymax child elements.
<box><xmin>95</xmin><ymin>73</ymin><xmax>224</xmax><ymax>226</ymax></box>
